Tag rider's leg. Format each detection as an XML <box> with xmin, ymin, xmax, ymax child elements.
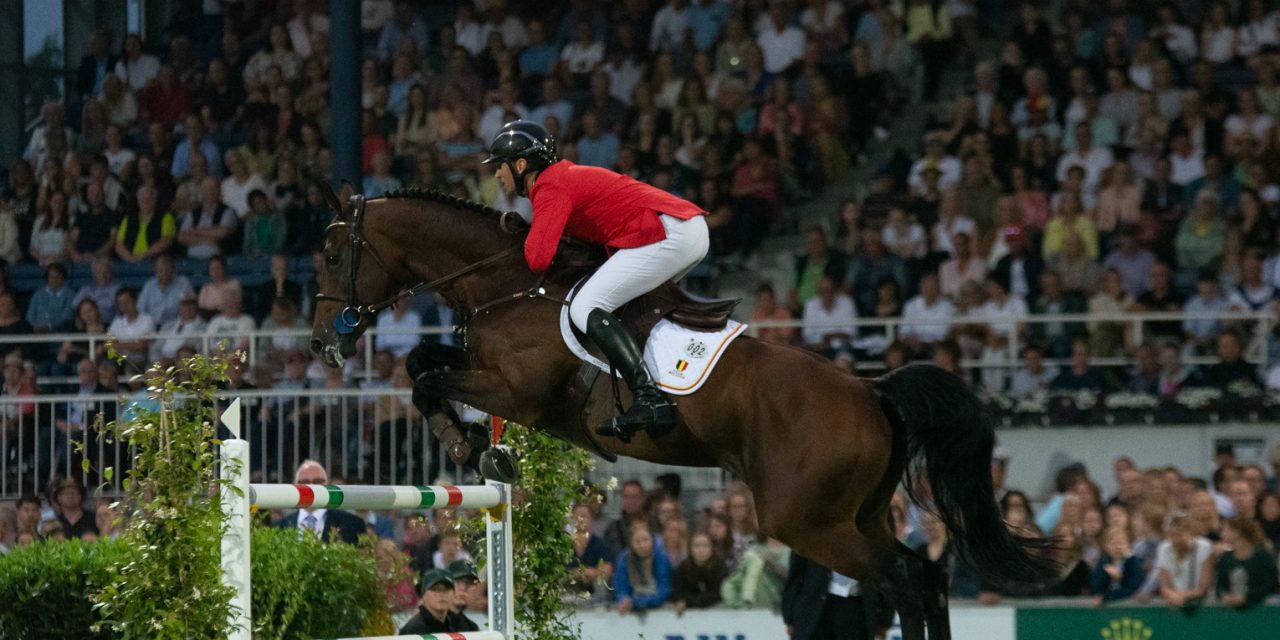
<box><xmin>570</xmin><ymin>215</ymin><xmax>709</xmax><ymax>440</ymax></box>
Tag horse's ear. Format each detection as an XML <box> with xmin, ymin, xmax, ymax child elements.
<box><xmin>338</xmin><ymin>181</ymin><xmax>356</xmax><ymax>209</ymax></box>
<box><xmin>318</xmin><ymin>179</ymin><xmax>344</xmax><ymax>219</ymax></box>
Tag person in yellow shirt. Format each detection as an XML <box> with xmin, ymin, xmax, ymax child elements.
<box><xmin>905</xmin><ymin>0</ymin><xmax>953</xmax><ymax>101</ymax></box>
<box><xmin>1042</xmin><ymin>191</ymin><xmax>1099</xmax><ymax>260</ymax></box>
<box><xmin>114</xmin><ymin>184</ymin><xmax>176</xmax><ymax>262</ymax></box>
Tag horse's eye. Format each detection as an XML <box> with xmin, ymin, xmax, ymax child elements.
<box><xmin>326</xmin><ymin>254</ymin><xmax>340</xmax><ymax>266</ymax></box>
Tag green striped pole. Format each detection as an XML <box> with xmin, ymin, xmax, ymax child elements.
<box><xmin>250</xmin><ymin>483</ymin><xmax>504</xmax><ymax>511</ymax></box>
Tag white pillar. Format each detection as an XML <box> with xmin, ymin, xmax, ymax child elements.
<box><xmin>486</xmin><ymin>479</ymin><xmax>515</xmax><ymax>638</ymax></box>
<box><xmin>220</xmin><ymin>400</ymin><xmax>251</xmax><ymax>640</ymax></box>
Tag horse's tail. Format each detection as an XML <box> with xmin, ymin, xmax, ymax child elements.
<box><xmin>875</xmin><ymin>364</ymin><xmax>1058</xmax><ymax>588</ymax></box>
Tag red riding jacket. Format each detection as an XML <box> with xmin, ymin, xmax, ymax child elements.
<box><xmin>523</xmin><ymin>160</ymin><xmax>706</xmax><ymax>272</ymax></box>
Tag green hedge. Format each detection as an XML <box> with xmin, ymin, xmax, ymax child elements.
<box><xmin>0</xmin><ymin>537</ymin><xmax>127</xmax><ymax>639</ymax></box>
<box><xmin>0</xmin><ymin>527</ymin><xmax>390</xmax><ymax>640</ymax></box>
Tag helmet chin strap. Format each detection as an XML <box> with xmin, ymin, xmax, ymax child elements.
<box><xmin>506</xmin><ymin>160</ymin><xmax>532</xmax><ymax>198</ymax></box>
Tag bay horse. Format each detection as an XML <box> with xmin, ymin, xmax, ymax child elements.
<box><xmin>309</xmin><ymin>184</ymin><xmax>1056</xmax><ymax>637</ymax></box>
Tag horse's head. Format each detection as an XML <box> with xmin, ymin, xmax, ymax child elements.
<box><xmin>310</xmin><ymin>181</ymin><xmax>402</xmax><ymax>367</ymax></box>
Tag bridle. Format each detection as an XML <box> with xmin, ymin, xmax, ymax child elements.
<box><xmin>314</xmin><ymin>194</ymin><xmax>559</xmax><ymax>340</ymax></box>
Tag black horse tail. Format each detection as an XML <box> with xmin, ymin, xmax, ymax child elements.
<box><xmin>875</xmin><ymin>364</ymin><xmax>1058</xmax><ymax>588</ymax></box>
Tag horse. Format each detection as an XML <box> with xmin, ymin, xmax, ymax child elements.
<box><xmin>308</xmin><ymin>184</ymin><xmax>1057</xmax><ymax>638</ymax></box>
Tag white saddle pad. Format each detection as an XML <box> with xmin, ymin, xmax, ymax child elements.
<box><xmin>559</xmin><ymin>305</ymin><xmax>747</xmax><ymax>396</ymax></box>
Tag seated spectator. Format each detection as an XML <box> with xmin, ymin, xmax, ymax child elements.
<box><xmin>993</xmin><ymin>225</ymin><xmax>1043</xmax><ymax>303</ymax></box>
<box><xmin>1049</xmin><ymin>339</ymin><xmax>1105</xmax><ymax>393</ymax></box>
<box><xmin>1010</xmin><ymin>345</ymin><xmax>1056</xmax><ymax>398</ymax></box>
<box><xmin>576</xmin><ymin>111</ymin><xmax>619</xmax><ymax>169</ymax></box>
<box><xmin>221</xmin><ymin>149</ymin><xmax>267</xmax><ymax>217</ymax></box>
<box><xmin>672</xmin><ymin>532</ymin><xmax>728</xmax><ymax>614</ymax></box>
<box><xmin>375</xmin><ymin>300</ymin><xmax>421</xmax><ymax>359</ymax></box>
<box><xmin>1215</xmin><ymin>516</ymin><xmax>1279</xmax><ymax>609</ymax></box>
<box><xmin>1103</xmin><ymin>227</ymin><xmax>1156</xmax><ymax>298</ymax></box>
<box><xmin>1049</xmin><ymin>233</ymin><xmax>1102</xmax><ymax>295</ymax></box>
<box><xmin>1174</xmin><ymin>192</ymin><xmax>1227</xmax><ymax>284</ymax></box>
<box><xmin>1089</xmin><ymin>527</ymin><xmax>1145</xmax><ymax>604</ymax></box>
<box><xmin>71</xmin><ymin>257</ymin><xmax>119</xmax><ymax>323</ymax></box>
<box><xmin>568</xmin><ymin>502</ymin><xmax>614</xmax><ymax>598</ymax></box>
<box><xmin>106</xmin><ymin>287</ymin><xmax>154</xmax><ymax>365</ymax></box>
<box><xmin>791</xmin><ymin>227</ymin><xmax>846</xmax><ymax>311</ymax></box>
<box><xmin>30</xmin><ymin>192</ymin><xmax>72</xmax><ymax>266</ymax></box>
<box><xmin>1042</xmin><ymin>192</ymin><xmax>1099</xmax><ymax>260</ymax></box>
<box><xmin>69</xmin><ymin>181</ymin><xmax>120</xmax><ymax>264</ymax></box>
<box><xmin>205</xmin><ymin>292</ymin><xmax>256</xmax><ymax>352</ymax></box>
<box><xmin>937</xmin><ymin>231</ymin><xmax>985</xmax><ymax>300</ymax></box>
<box><xmin>1087</xmin><ymin>269</ymin><xmax>1135</xmax><ymax>357</ymax></box>
<box><xmin>398</xmin><ymin>569</ymin><xmax>479</xmax><ymax>634</ymax></box>
<box><xmin>1199</xmin><ymin>332</ymin><xmax>1262</xmax><ymax>392</ymax></box>
<box><xmin>1182</xmin><ymin>272</ymin><xmax>1229</xmax><ymax>353</ymax></box>
<box><xmin>614</xmin><ymin>524</ymin><xmax>672</xmax><ymax>614</ymax></box>
<box><xmin>115</xmin><ymin>185</ymin><xmax>176</xmax><ymax>262</ymax></box>
<box><xmin>241</xmin><ymin>190</ymin><xmax>287</xmax><ymax>259</ymax></box>
<box><xmin>177</xmin><ymin>176</ymin><xmax>238</xmax><ymax>260</ymax></box>
<box><xmin>257</xmin><ymin>297</ymin><xmax>309</xmax><ymax>357</ymax></box>
<box><xmin>801</xmin><ymin>276</ymin><xmax>856</xmax><ymax>356</ymax></box>
<box><xmin>845</xmin><ymin>230</ymin><xmax>906</xmax><ymax>316</ymax></box>
<box><xmin>1134</xmin><ymin>262</ymin><xmax>1185</xmax><ymax>343</ymax></box>
<box><xmin>1128</xmin><ymin>344</ymin><xmax>1161</xmax><ymax>394</ymax></box>
<box><xmin>55</xmin><ymin>299</ymin><xmax>108</xmax><ymax>374</ymax></box>
<box><xmin>881</xmin><ymin>206</ymin><xmax>925</xmax><ymax>260</ymax></box>
<box><xmin>153</xmin><ymin>294</ymin><xmax>206</xmax><ymax>363</ymax></box>
<box><xmin>26</xmin><ymin>263</ymin><xmax>74</xmax><ymax>333</ymax></box>
<box><xmin>899</xmin><ymin>272</ymin><xmax>955</xmax><ymax>354</ymax></box>
<box><xmin>1046</xmin><ymin>524</ymin><xmax>1091</xmax><ymax>596</ymax></box>
<box><xmin>197</xmin><ymin>255</ymin><xmax>241</xmax><ymax>319</ymax></box>
<box><xmin>170</xmin><ymin>114</ymin><xmax>221</xmax><ymax>180</ymax></box>
<box><xmin>1156</xmin><ymin>514</ymin><xmax>1214</xmax><ymax>608</ymax></box>
<box><xmin>363</xmin><ymin>151</ymin><xmax>402</xmax><ymax>197</ymax></box>
<box><xmin>1227</xmin><ymin>248</ymin><xmax>1275</xmax><ymax>311</ymax></box>
<box><xmin>138</xmin><ymin>254</ymin><xmax>193</xmax><ymax>327</ymax></box>
<box><xmin>1030</xmin><ymin>270</ymin><xmax>1087</xmax><ymax>358</ymax></box>
<box><xmin>432</xmin><ymin>532</ymin><xmax>472</xmax><ymax>570</ymax></box>
<box><xmin>749</xmin><ymin>283</ymin><xmax>795</xmax><ymax>346</ymax></box>
<box><xmin>250</xmin><ymin>255</ymin><xmax>302</xmax><ymax>322</ymax></box>
<box><xmin>720</xmin><ymin>537</ymin><xmax>790</xmax><ymax>609</ymax></box>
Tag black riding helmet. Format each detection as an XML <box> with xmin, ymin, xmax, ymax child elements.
<box><xmin>482</xmin><ymin>120</ymin><xmax>558</xmax><ymax>197</ymax></box>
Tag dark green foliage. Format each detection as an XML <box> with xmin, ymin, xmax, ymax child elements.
<box><xmin>0</xmin><ymin>538</ymin><xmax>128</xmax><ymax>640</ymax></box>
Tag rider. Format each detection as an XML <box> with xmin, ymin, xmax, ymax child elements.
<box><xmin>483</xmin><ymin>120</ymin><xmax>710</xmax><ymax>441</ymax></box>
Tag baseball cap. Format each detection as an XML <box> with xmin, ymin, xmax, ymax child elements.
<box><xmin>448</xmin><ymin>559</ymin><xmax>480</xmax><ymax>581</ymax></box>
<box><xmin>420</xmin><ymin>568</ymin><xmax>455</xmax><ymax>591</ymax></box>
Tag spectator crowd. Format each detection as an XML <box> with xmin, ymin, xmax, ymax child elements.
<box><xmin>4</xmin><ymin>0</ymin><xmax>1280</xmax><ymax>631</ymax></box>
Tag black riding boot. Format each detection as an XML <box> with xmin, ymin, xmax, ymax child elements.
<box><xmin>586</xmin><ymin>309</ymin><xmax>676</xmax><ymax>441</ymax></box>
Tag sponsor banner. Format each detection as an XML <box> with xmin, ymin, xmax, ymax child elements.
<box><xmin>1016</xmin><ymin>605</ymin><xmax>1280</xmax><ymax>640</ymax></box>
<box><xmin>570</xmin><ymin>605</ymin><xmax>1013</xmax><ymax>640</ymax></box>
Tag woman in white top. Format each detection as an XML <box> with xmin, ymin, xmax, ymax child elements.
<box><xmin>1200</xmin><ymin>3</ymin><xmax>1238</xmax><ymax>64</ymax></box>
<box><xmin>220</xmin><ymin>149</ymin><xmax>267</xmax><ymax>218</ymax></box>
<box><xmin>1236</xmin><ymin>0</ymin><xmax>1279</xmax><ymax>58</ymax></box>
<box><xmin>102</xmin><ymin>125</ymin><xmax>135</xmax><ymax>178</ymax></box>
<box><xmin>242</xmin><ymin>24</ymin><xmax>301</xmax><ymax>89</ymax></box>
<box><xmin>652</xmin><ymin>53</ymin><xmax>685</xmax><ymax>113</ymax></box>
<box><xmin>881</xmin><ymin>207</ymin><xmax>925</xmax><ymax>259</ymax></box>
<box><xmin>1225</xmin><ymin>88</ymin><xmax>1275</xmax><ymax>154</ymax></box>
<box><xmin>930</xmin><ymin>190</ymin><xmax>976</xmax><ymax>257</ymax></box>
<box><xmin>30</xmin><ymin>191</ymin><xmax>71</xmax><ymax>266</ymax></box>
<box><xmin>394</xmin><ymin>84</ymin><xmax>432</xmax><ymax>157</ymax></box>
<box><xmin>1156</xmin><ymin>515</ymin><xmax>1215</xmax><ymax>608</ymax></box>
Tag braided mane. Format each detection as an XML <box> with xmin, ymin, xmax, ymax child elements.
<box><xmin>380</xmin><ymin>188</ymin><xmax>506</xmax><ymax>218</ymax></box>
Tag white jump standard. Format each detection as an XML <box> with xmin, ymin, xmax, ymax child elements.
<box><xmin>219</xmin><ymin>400</ymin><xmax>515</xmax><ymax>640</ymax></box>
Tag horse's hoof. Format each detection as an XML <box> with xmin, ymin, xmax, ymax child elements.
<box><xmin>479</xmin><ymin>449</ymin><xmax>519</xmax><ymax>483</ymax></box>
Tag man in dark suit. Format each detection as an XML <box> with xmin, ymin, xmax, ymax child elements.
<box><xmin>993</xmin><ymin>225</ymin><xmax>1044</xmax><ymax>305</ymax></box>
<box><xmin>273</xmin><ymin>460</ymin><xmax>366</xmax><ymax>545</ymax></box>
<box><xmin>76</xmin><ymin>30</ymin><xmax>118</xmax><ymax>99</ymax></box>
<box><xmin>46</xmin><ymin>357</ymin><xmax>119</xmax><ymax>486</ymax></box>
<box><xmin>782</xmin><ymin>553</ymin><xmax>889</xmax><ymax>640</ymax></box>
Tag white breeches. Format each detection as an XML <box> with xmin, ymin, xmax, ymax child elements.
<box><xmin>569</xmin><ymin>214</ymin><xmax>710</xmax><ymax>332</ymax></box>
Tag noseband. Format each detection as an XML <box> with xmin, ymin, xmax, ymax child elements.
<box><xmin>315</xmin><ymin>194</ymin><xmax>523</xmax><ymax>337</ymax></box>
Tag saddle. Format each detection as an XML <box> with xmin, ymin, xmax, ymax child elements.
<box><xmin>621</xmin><ymin>283</ymin><xmax>740</xmax><ymax>333</ymax></box>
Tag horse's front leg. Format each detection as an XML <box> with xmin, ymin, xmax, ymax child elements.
<box><xmin>405</xmin><ymin>341</ymin><xmax>490</xmax><ymax>467</ymax></box>
<box><xmin>405</xmin><ymin>340</ymin><xmax>471</xmax><ymax>379</ymax></box>
<box><xmin>412</xmin><ymin>369</ymin><xmax>522</xmax><ymax>421</ymax></box>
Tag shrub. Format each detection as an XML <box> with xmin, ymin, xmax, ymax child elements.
<box><xmin>0</xmin><ymin>537</ymin><xmax>128</xmax><ymax>640</ymax></box>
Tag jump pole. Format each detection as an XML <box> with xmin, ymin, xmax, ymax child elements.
<box><xmin>219</xmin><ymin>405</ymin><xmax>515</xmax><ymax>639</ymax></box>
